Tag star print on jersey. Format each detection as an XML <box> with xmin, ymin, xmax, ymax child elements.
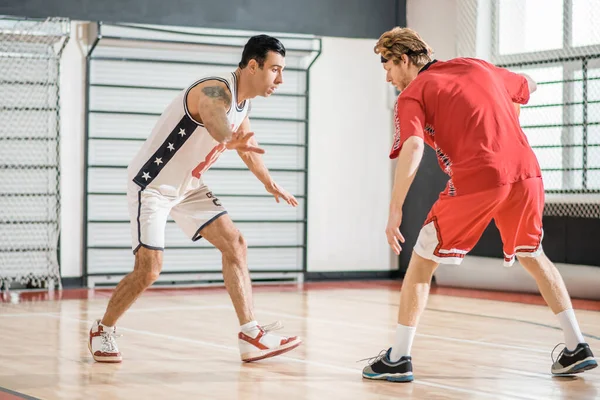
<box><xmin>133</xmin><ymin>115</ymin><xmax>198</xmax><ymax>189</ymax></box>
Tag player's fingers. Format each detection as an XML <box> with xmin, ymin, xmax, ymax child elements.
<box><xmin>395</xmin><ymin>228</ymin><xmax>405</xmax><ymax>243</ymax></box>
<box><xmin>246</xmin><ymin>145</ymin><xmax>265</xmax><ymax>154</ymax></box>
<box><xmin>280</xmin><ymin>192</ymin><xmax>290</xmax><ymax>201</ymax></box>
<box><xmin>394</xmin><ymin>240</ymin><xmax>402</xmax><ymax>254</ymax></box>
<box><xmin>389</xmin><ymin>239</ymin><xmax>401</xmax><ymax>255</ymax></box>
<box><xmin>242</xmin><ymin>131</ymin><xmax>255</xmax><ymax>142</ymax></box>
<box><xmin>387</xmin><ymin>231</ymin><xmax>401</xmax><ymax>255</ymax></box>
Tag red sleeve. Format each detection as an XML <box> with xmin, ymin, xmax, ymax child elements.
<box><xmin>389</xmin><ymin>96</ymin><xmax>426</xmax><ymax>159</ymax></box>
<box><xmin>492</xmin><ymin>65</ymin><xmax>531</xmax><ymax>105</ymax></box>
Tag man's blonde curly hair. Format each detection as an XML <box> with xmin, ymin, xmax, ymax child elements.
<box><xmin>374</xmin><ymin>27</ymin><xmax>433</xmax><ymax>67</ymax></box>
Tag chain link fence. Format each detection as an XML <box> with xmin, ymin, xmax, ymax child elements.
<box><xmin>0</xmin><ymin>16</ymin><xmax>69</xmax><ymax>289</ymax></box>
<box><xmin>457</xmin><ymin>0</ymin><xmax>600</xmax><ymax>218</ymax></box>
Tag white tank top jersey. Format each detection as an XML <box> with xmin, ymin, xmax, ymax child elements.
<box><xmin>127</xmin><ymin>72</ymin><xmax>250</xmax><ymax>197</ymax></box>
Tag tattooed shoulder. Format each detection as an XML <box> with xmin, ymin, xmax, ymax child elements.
<box><xmin>202</xmin><ymin>85</ymin><xmax>232</xmax><ymax>106</ymax></box>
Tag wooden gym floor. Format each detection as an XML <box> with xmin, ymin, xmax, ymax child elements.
<box><xmin>1</xmin><ymin>281</ymin><xmax>599</xmax><ymax>400</ymax></box>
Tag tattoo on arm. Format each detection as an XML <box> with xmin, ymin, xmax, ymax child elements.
<box><xmin>202</xmin><ymin>86</ymin><xmax>232</xmax><ymax>108</ymax></box>
<box><xmin>199</xmin><ymin>85</ymin><xmax>233</xmax><ymax>143</ymax></box>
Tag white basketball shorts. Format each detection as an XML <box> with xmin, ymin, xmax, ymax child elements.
<box><xmin>127</xmin><ymin>181</ymin><xmax>227</xmax><ymax>254</ymax></box>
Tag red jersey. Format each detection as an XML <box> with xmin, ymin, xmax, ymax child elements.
<box><xmin>391</xmin><ymin>58</ymin><xmax>541</xmax><ymax>196</ymax></box>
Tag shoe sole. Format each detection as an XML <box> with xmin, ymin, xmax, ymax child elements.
<box><xmin>362</xmin><ymin>373</ymin><xmax>414</xmax><ymax>382</ymax></box>
<box><xmin>552</xmin><ymin>359</ymin><xmax>597</xmax><ymax>376</ymax></box>
<box><xmin>241</xmin><ymin>338</ymin><xmax>302</xmax><ymax>362</ymax></box>
<box><xmin>88</xmin><ymin>340</ymin><xmax>122</xmax><ymax>363</ymax></box>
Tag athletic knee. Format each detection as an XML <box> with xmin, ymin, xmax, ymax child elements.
<box><xmin>222</xmin><ymin>232</ymin><xmax>247</xmax><ymax>262</ymax></box>
<box><xmin>518</xmin><ymin>254</ymin><xmax>551</xmax><ymax>275</ymax></box>
<box><xmin>140</xmin><ymin>268</ymin><xmax>161</xmax><ymax>286</ymax></box>
<box><xmin>134</xmin><ymin>249</ymin><xmax>163</xmax><ymax>286</ymax></box>
<box><xmin>517</xmin><ymin>255</ymin><xmax>538</xmax><ymax>267</ymax></box>
<box><xmin>411</xmin><ymin>251</ymin><xmax>439</xmax><ymax>273</ymax></box>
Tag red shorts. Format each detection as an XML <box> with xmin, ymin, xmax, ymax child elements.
<box><xmin>413</xmin><ymin>178</ymin><xmax>544</xmax><ymax>266</ymax></box>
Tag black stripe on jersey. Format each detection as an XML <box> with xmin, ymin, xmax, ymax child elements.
<box><xmin>183</xmin><ymin>76</ymin><xmax>232</xmax><ymax>125</ymax></box>
<box><xmin>132</xmin><ymin>114</ymin><xmax>198</xmax><ymax>189</ymax></box>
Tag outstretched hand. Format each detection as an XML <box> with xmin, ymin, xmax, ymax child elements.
<box><xmin>226</xmin><ymin>131</ymin><xmax>265</xmax><ymax>154</ymax></box>
<box><xmin>265</xmin><ymin>181</ymin><xmax>298</xmax><ymax>207</ymax></box>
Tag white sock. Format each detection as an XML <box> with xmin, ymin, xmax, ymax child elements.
<box><xmin>389</xmin><ymin>324</ymin><xmax>417</xmax><ymax>362</ymax></box>
<box><xmin>240</xmin><ymin>320</ymin><xmax>259</xmax><ymax>338</ymax></box>
<box><xmin>556</xmin><ymin>309</ymin><xmax>585</xmax><ymax>351</ymax></box>
<box><xmin>239</xmin><ymin>321</ymin><xmax>283</xmax><ymax>348</ymax></box>
<box><xmin>99</xmin><ymin>321</ymin><xmax>114</xmax><ymax>332</ymax></box>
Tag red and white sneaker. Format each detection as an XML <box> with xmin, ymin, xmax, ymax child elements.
<box><xmin>238</xmin><ymin>321</ymin><xmax>302</xmax><ymax>362</ymax></box>
<box><xmin>88</xmin><ymin>319</ymin><xmax>122</xmax><ymax>363</ymax></box>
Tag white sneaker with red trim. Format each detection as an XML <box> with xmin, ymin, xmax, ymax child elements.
<box><xmin>88</xmin><ymin>319</ymin><xmax>122</xmax><ymax>363</ymax></box>
<box><xmin>238</xmin><ymin>321</ymin><xmax>302</xmax><ymax>362</ymax></box>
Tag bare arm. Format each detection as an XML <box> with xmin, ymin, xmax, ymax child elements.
<box><xmin>236</xmin><ymin>117</ymin><xmax>272</xmax><ymax>185</ymax></box>
<box><xmin>196</xmin><ymin>81</ymin><xmax>234</xmax><ymax>143</ymax></box>
<box><xmin>386</xmin><ymin>136</ymin><xmax>425</xmax><ymax>255</ymax></box>
<box><xmin>390</xmin><ymin>136</ymin><xmax>425</xmax><ymax>215</ymax></box>
<box><xmin>236</xmin><ymin>117</ymin><xmax>298</xmax><ymax>206</ymax></box>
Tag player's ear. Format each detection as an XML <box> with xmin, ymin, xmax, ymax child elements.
<box><xmin>248</xmin><ymin>59</ymin><xmax>258</xmax><ymax>74</ymax></box>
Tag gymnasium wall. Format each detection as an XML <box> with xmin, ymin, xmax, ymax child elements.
<box><xmin>1</xmin><ymin>2</ymin><xmax>409</xmax><ymax>286</ymax></box>
<box><xmin>52</xmin><ymin>2</ymin><xmax>408</xmax><ymax>282</ymax></box>
<box><xmin>0</xmin><ymin>0</ymin><xmax>406</xmax><ymax>40</ymax></box>
<box><xmin>306</xmin><ymin>36</ymin><xmax>397</xmax><ymax>276</ymax></box>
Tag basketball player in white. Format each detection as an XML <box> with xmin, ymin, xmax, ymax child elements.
<box><xmin>89</xmin><ymin>35</ymin><xmax>302</xmax><ymax>363</ymax></box>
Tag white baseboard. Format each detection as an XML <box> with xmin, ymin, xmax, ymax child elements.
<box><xmin>434</xmin><ymin>256</ymin><xmax>600</xmax><ymax>300</ymax></box>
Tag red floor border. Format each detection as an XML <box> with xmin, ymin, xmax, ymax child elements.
<box><xmin>0</xmin><ymin>387</ymin><xmax>40</xmax><ymax>400</ymax></box>
<box><xmin>2</xmin><ymin>281</ymin><xmax>599</xmax><ymax>311</ymax></box>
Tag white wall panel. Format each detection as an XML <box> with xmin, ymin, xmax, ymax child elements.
<box><xmin>88</xmin><ymin>222</ymin><xmax>304</xmax><ymax>247</ymax></box>
<box><xmin>87</xmin><ymin>195</ymin><xmax>304</xmax><ymax>221</ymax></box>
<box><xmin>87</xmin><ymin>247</ymin><xmax>303</xmax><ymax>273</ymax></box>
<box><xmin>85</xmin><ymin>24</ymin><xmax>318</xmax><ymax>281</ymax></box>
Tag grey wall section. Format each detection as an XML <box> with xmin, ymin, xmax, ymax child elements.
<box><xmin>1</xmin><ymin>0</ymin><xmax>407</xmax><ymax>39</ymax></box>
<box><xmin>471</xmin><ymin>216</ymin><xmax>600</xmax><ymax>267</ymax></box>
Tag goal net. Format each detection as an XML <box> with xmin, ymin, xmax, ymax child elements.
<box><xmin>0</xmin><ymin>16</ymin><xmax>69</xmax><ymax>289</ymax></box>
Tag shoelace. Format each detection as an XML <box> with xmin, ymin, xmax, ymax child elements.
<box><xmin>551</xmin><ymin>342</ymin><xmax>566</xmax><ymax>364</ymax></box>
<box><xmin>100</xmin><ymin>329</ymin><xmax>121</xmax><ymax>353</ymax></box>
<box><xmin>357</xmin><ymin>349</ymin><xmax>388</xmax><ymax>365</ymax></box>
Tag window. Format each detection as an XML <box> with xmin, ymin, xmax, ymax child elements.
<box><xmin>493</xmin><ymin>0</ymin><xmax>600</xmax><ymax>194</ymax></box>
<box><xmin>497</xmin><ymin>0</ymin><xmax>563</xmax><ymax>55</ymax></box>
<box><xmin>572</xmin><ymin>0</ymin><xmax>600</xmax><ymax>48</ymax></box>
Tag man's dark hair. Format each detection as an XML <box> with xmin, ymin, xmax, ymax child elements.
<box><xmin>239</xmin><ymin>35</ymin><xmax>286</xmax><ymax>69</ymax></box>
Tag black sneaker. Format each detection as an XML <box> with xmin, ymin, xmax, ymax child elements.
<box><xmin>361</xmin><ymin>348</ymin><xmax>414</xmax><ymax>382</ymax></box>
<box><xmin>551</xmin><ymin>343</ymin><xmax>598</xmax><ymax>375</ymax></box>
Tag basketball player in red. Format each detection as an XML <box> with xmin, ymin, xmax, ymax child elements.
<box><xmin>362</xmin><ymin>27</ymin><xmax>597</xmax><ymax>382</ymax></box>
<box><xmin>88</xmin><ymin>35</ymin><xmax>302</xmax><ymax>363</ymax></box>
